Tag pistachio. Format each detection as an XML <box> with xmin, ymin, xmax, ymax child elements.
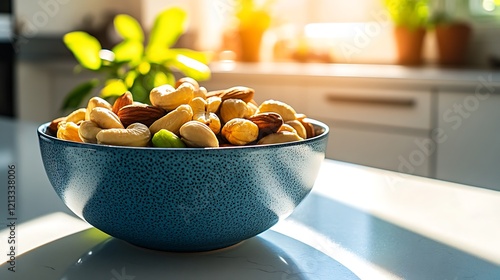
<box><xmin>219</xmin><ymin>99</ymin><xmax>247</xmax><ymax>123</ymax></box>
<box><xmin>257</xmin><ymin>100</ymin><xmax>297</xmax><ymax>122</ymax></box>
<box><xmin>96</xmin><ymin>123</ymin><xmax>151</xmax><ymax>147</ymax></box>
<box><xmin>257</xmin><ymin>131</ymin><xmax>304</xmax><ymax>145</ymax></box>
<box><xmin>179</xmin><ymin>121</ymin><xmax>219</xmax><ymax>148</ymax></box>
<box><xmin>152</xmin><ymin>129</ymin><xmax>186</xmax><ymax>148</ymax></box>
<box><xmin>221</xmin><ymin>118</ymin><xmax>259</xmax><ymax>146</ymax></box>
<box><xmin>149</xmin><ymin>104</ymin><xmax>193</xmax><ymax>135</ymax></box>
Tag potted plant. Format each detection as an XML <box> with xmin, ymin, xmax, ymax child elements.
<box><xmin>384</xmin><ymin>0</ymin><xmax>430</xmax><ymax>65</ymax></box>
<box><xmin>234</xmin><ymin>0</ymin><xmax>274</xmax><ymax>62</ymax></box>
<box><xmin>61</xmin><ymin>7</ymin><xmax>211</xmax><ymax>112</ymax></box>
<box><xmin>431</xmin><ymin>12</ymin><xmax>472</xmax><ymax>67</ymax></box>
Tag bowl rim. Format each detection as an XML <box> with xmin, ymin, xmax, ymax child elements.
<box><xmin>38</xmin><ymin>118</ymin><xmax>329</xmax><ymax>151</ymax></box>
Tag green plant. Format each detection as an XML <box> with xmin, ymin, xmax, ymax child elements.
<box><xmin>62</xmin><ymin>7</ymin><xmax>211</xmax><ymax>111</ymax></box>
<box><xmin>384</xmin><ymin>0</ymin><xmax>430</xmax><ymax>29</ymax></box>
<box><xmin>235</xmin><ymin>0</ymin><xmax>274</xmax><ymax>29</ymax></box>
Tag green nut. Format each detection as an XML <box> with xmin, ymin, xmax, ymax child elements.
<box><xmin>152</xmin><ymin>129</ymin><xmax>186</xmax><ymax>148</ymax></box>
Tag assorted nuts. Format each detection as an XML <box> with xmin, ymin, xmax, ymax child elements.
<box><xmin>50</xmin><ymin>78</ymin><xmax>318</xmax><ymax>148</ymax></box>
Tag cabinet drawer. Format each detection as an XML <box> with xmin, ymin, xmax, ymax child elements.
<box><xmin>325</xmin><ymin>122</ymin><xmax>431</xmax><ymax>177</ymax></box>
<box><xmin>307</xmin><ymin>86</ymin><xmax>432</xmax><ymax>130</ymax></box>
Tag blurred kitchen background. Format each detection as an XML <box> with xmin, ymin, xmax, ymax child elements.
<box><xmin>3</xmin><ymin>0</ymin><xmax>500</xmax><ymax>190</ymax></box>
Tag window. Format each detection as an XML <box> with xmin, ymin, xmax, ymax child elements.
<box><xmin>469</xmin><ymin>0</ymin><xmax>500</xmax><ymax>17</ymax></box>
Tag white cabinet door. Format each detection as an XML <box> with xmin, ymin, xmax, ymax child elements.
<box><xmin>306</xmin><ymin>85</ymin><xmax>433</xmax><ymax>130</ymax></box>
<box><xmin>323</xmin><ymin>121</ymin><xmax>432</xmax><ymax>177</ymax></box>
<box><xmin>436</xmin><ymin>91</ymin><xmax>500</xmax><ymax>191</ymax></box>
<box><xmin>305</xmin><ymin>84</ymin><xmax>433</xmax><ymax>176</ymax></box>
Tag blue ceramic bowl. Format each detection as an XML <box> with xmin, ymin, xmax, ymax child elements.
<box><xmin>37</xmin><ymin>120</ymin><xmax>329</xmax><ymax>252</ymax></box>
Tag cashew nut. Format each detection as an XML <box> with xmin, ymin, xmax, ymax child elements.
<box><xmin>257</xmin><ymin>131</ymin><xmax>303</xmax><ymax>145</ymax></box>
<box><xmin>65</xmin><ymin>108</ymin><xmax>86</xmax><ymax>124</ymax></box>
<box><xmin>285</xmin><ymin>120</ymin><xmax>307</xmax><ymax>139</ymax></box>
<box><xmin>149</xmin><ymin>104</ymin><xmax>193</xmax><ymax>135</ymax></box>
<box><xmin>189</xmin><ymin>97</ymin><xmax>222</xmax><ymax>134</ymax></box>
<box><xmin>78</xmin><ymin>120</ymin><xmax>102</xmax><ymax>143</ymax></box>
<box><xmin>57</xmin><ymin>121</ymin><xmax>83</xmax><ymax>142</ymax></box>
<box><xmin>179</xmin><ymin>121</ymin><xmax>219</xmax><ymax>148</ymax></box>
<box><xmin>90</xmin><ymin>107</ymin><xmax>124</xmax><ymax>129</ymax></box>
<box><xmin>96</xmin><ymin>123</ymin><xmax>151</xmax><ymax>147</ymax></box>
<box><xmin>86</xmin><ymin>97</ymin><xmax>112</xmax><ymax>121</ymax></box>
<box><xmin>257</xmin><ymin>100</ymin><xmax>297</xmax><ymax>122</ymax></box>
<box><xmin>150</xmin><ymin>83</ymin><xmax>195</xmax><ymax>111</ymax></box>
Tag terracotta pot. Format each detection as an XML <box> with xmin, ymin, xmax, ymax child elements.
<box><xmin>237</xmin><ymin>26</ymin><xmax>266</xmax><ymax>62</ymax></box>
<box><xmin>435</xmin><ymin>23</ymin><xmax>471</xmax><ymax>66</ymax></box>
<box><xmin>394</xmin><ymin>26</ymin><xmax>427</xmax><ymax>66</ymax></box>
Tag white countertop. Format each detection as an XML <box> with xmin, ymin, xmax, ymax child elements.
<box><xmin>207</xmin><ymin>61</ymin><xmax>500</xmax><ymax>88</ymax></box>
<box><xmin>0</xmin><ymin>118</ymin><xmax>499</xmax><ymax>279</ymax></box>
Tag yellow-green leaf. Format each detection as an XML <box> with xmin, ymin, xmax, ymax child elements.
<box><xmin>138</xmin><ymin>62</ymin><xmax>151</xmax><ymax>75</ymax></box>
<box><xmin>101</xmin><ymin>79</ymin><xmax>129</xmax><ymax>98</ymax></box>
<box><xmin>170</xmin><ymin>54</ymin><xmax>211</xmax><ymax>81</ymax></box>
<box><xmin>169</xmin><ymin>48</ymin><xmax>213</xmax><ymax>65</ymax></box>
<box><xmin>153</xmin><ymin>71</ymin><xmax>169</xmax><ymax>87</ymax></box>
<box><xmin>147</xmin><ymin>7</ymin><xmax>187</xmax><ymax>51</ymax></box>
<box><xmin>63</xmin><ymin>31</ymin><xmax>102</xmax><ymax>70</ymax></box>
<box><xmin>112</xmin><ymin>40</ymin><xmax>144</xmax><ymax>64</ymax></box>
<box><xmin>114</xmin><ymin>14</ymin><xmax>144</xmax><ymax>42</ymax></box>
<box><xmin>146</xmin><ymin>45</ymin><xmax>172</xmax><ymax>64</ymax></box>
<box><xmin>125</xmin><ymin>70</ymin><xmax>138</xmax><ymax>88</ymax></box>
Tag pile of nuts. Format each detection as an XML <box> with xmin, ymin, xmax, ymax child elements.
<box><xmin>49</xmin><ymin>77</ymin><xmax>316</xmax><ymax>148</ymax></box>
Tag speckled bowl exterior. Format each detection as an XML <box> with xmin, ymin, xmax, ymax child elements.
<box><xmin>37</xmin><ymin>120</ymin><xmax>329</xmax><ymax>252</ymax></box>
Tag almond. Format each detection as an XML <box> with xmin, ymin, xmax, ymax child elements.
<box><xmin>117</xmin><ymin>104</ymin><xmax>166</xmax><ymax>127</ymax></box>
<box><xmin>248</xmin><ymin>113</ymin><xmax>283</xmax><ymax>139</ymax></box>
<box><xmin>48</xmin><ymin>117</ymin><xmax>66</xmax><ymax>135</ymax></box>
<box><xmin>206</xmin><ymin>86</ymin><xmax>255</xmax><ymax>103</ymax></box>
<box><xmin>112</xmin><ymin>92</ymin><xmax>134</xmax><ymax>114</ymax></box>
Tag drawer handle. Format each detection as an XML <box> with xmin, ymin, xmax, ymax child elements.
<box><xmin>326</xmin><ymin>94</ymin><xmax>415</xmax><ymax>107</ymax></box>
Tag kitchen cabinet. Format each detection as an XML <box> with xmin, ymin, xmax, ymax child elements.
<box><xmin>16</xmin><ymin>59</ymin><xmax>500</xmax><ymax>189</ymax></box>
<box><xmin>202</xmin><ymin>74</ymin><xmax>435</xmax><ymax>177</ymax></box>
<box><xmin>305</xmin><ymin>82</ymin><xmax>434</xmax><ymax>177</ymax></box>
<box><xmin>436</xmin><ymin>90</ymin><xmax>500</xmax><ymax>191</ymax></box>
